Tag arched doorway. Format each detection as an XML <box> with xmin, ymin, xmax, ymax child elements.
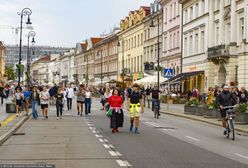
<box><xmin>218</xmin><ymin>65</ymin><xmax>226</xmax><ymax>86</ymax></box>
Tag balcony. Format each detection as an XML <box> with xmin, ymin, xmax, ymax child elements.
<box><xmin>207</xmin><ymin>44</ymin><xmax>229</xmax><ymax>60</ymax></box>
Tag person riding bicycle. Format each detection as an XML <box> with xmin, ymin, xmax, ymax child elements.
<box><xmin>151</xmin><ymin>85</ymin><xmax>160</xmax><ymax>116</ymax></box>
<box><xmin>217</xmin><ymin>85</ymin><xmax>238</xmax><ymax>135</ymax></box>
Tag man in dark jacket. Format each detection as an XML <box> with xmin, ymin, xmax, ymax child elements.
<box><xmin>217</xmin><ymin>85</ymin><xmax>238</xmax><ymax>135</ymax></box>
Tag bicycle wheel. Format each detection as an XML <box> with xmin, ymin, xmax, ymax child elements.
<box><xmin>226</xmin><ymin>122</ymin><xmax>230</xmax><ymax>139</ymax></box>
<box><xmin>229</xmin><ymin>119</ymin><xmax>235</xmax><ymax>140</ymax></box>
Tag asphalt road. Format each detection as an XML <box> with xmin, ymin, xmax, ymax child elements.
<box><xmin>0</xmin><ymin>98</ymin><xmax>247</xmax><ymax>168</ymax></box>
<box><xmin>88</xmin><ymin>98</ymin><xmax>248</xmax><ymax>168</ymax></box>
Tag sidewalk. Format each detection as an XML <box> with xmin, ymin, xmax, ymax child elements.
<box><xmin>157</xmin><ymin>102</ymin><xmax>248</xmax><ymax>134</ymax></box>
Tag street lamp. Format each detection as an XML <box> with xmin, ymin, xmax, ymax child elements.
<box><xmin>150</xmin><ymin>2</ymin><xmax>161</xmax><ymax>90</ymax></box>
<box><xmin>17</xmin><ymin>8</ymin><xmax>32</xmax><ymax>86</ymax></box>
<box><xmin>27</xmin><ymin>31</ymin><xmax>36</xmax><ymax>87</ymax></box>
<box><xmin>117</xmin><ymin>39</ymin><xmax>125</xmax><ymax>98</ymax></box>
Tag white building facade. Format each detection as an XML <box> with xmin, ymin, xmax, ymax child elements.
<box><xmin>180</xmin><ymin>0</ymin><xmax>248</xmax><ymax>92</ymax></box>
<box><xmin>160</xmin><ymin>0</ymin><xmax>182</xmax><ymax>77</ymax></box>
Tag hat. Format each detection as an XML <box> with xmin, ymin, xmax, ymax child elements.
<box><xmin>223</xmin><ymin>85</ymin><xmax>229</xmax><ymax>89</ymax></box>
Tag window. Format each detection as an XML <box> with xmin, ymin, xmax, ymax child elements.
<box><xmin>144</xmin><ymin>30</ymin><xmax>147</xmax><ymax>41</ymax></box>
<box><xmin>226</xmin><ymin>23</ymin><xmax>231</xmax><ymax>44</ymax></box>
<box><xmin>185</xmin><ymin>9</ymin><xmax>188</xmax><ymax>23</ymax></box>
<box><xmin>164</xmin><ymin>37</ymin><xmax>167</xmax><ymax>51</ymax></box>
<box><xmin>240</xmin><ymin>18</ymin><xmax>244</xmax><ymax>42</ymax></box>
<box><xmin>189</xmin><ymin>35</ymin><xmax>193</xmax><ymax>55</ymax></box>
<box><xmin>195</xmin><ymin>3</ymin><xmax>199</xmax><ymax>17</ymax></box>
<box><xmin>195</xmin><ymin>33</ymin><xmax>198</xmax><ymax>54</ymax></box>
<box><xmin>174</xmin><ymin>2</ymin><xmax>176</xmax><ymax>17</ymax></box>
<box><xmin>171</xmin><ymin>4</ymin><xmax>173</xmax><ymax>19</ymax></box>
<box><xmin>177</xmin><ymin>31</ymin><xmax>180</xmax><ymax>48</ymax></box>
<box><xmin>201</xmin><ymin>31</ymin><xmax>205</xmax><ymax>52</ymax></box>
<box><xmin>184</xmin><ymin>37</ymin><xmax>188</xmax><ymax>56</ymax></box>
<box><xmin>137</xmin><ymin>56</ymin><xmax>139</xmax><ymax>72</ymax></box>
<box><xmin>138</xmin><ymin>35</ymin><xmax>140</xmax><ymax>46</ymax></box>
<box><xmin>202</xmin><ymin>0</ymin><xmax>205</xmax><ymax>14</ymax></box>
<box><xmin>134</xmin><ymin>36</ymin><xmax>136</xmax><ymax>48</ymax></box>
<box><xmin>165</xmin><ymin>8</ymin><xmax>167</xmax><ymax>23</ymax></box>
<box><xmin>170</xmin><ymin>34</ymin><xmax>173</xmax><ymax>49</ymax></box>
<box><xmin>190</xmin><ymin>6</ymin><xmax>193</xmax><ymax>20</ymax></box>
<box><xmin>173</xmin><ymin>33</ymin><xmax>176</xmax><ymax>48</ymax></box>
<box><xmin>141</xmin><ymin>33</ymin><xmax>143</xmax><ymax>45</ymax></box>
<box><xmin>215</xmin><ymin>22</ymin><xmax>219</xmax><ymax>45</ymax></box>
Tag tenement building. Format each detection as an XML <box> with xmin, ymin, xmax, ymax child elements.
<box><xmin>179</xmin><ymin>0</ymin><xmax>248</xmax><ymax>92</ymax></box>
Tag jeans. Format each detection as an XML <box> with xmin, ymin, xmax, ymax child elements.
<box><xmin>67</xmin><ymin>98</ymin><xmax>72</xmax><ymax>110</ymax></box>
<box><xmin>56</xmin><ymin>103</ymin><xmax>63</xmax><ymax>117</ymax></box>
<box><xmin>152</xmin><ymin>98</ymin><xmax>160</xmax><ymax>112</ymax></box>
<box><xmin>85</xmin><ymin>98</ymin><xmax>91</xmax><ymax>115</ymax></box>
<box><xmin>31</xmin><ymin>101</ymin><xmax>38</xmax><ymax>119</ymax></box>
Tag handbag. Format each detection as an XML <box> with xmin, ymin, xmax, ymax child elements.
<box><xmin>105</xmin><ymin>109</ymin><xmax>113</xmax><ymax>118</ymax></box>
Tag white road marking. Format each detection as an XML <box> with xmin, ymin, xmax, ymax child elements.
<box><xmin>92</xmin><ymin>130</ymin><xmax>96</xmax><ymax>133</ymax></box>
<box><xmin>234</xmin><ymin>153</ymin><xmax>248</xmax><ymax>159</ymax></box>
<box><xmin>99</xmin><ymin>139</ymin><xmax>104</xmax><ymax>142</ymax></box>
<box><xmin>109</xmin><ymin>151</ymin><xmax>117</xmax><ymax>156</ymax></box>
<box><xmin>186</xmin><ymin>136</ymin><xmax>200</xmax><ymax>142</ymax></box>
<box><xmin>89</xmin><ymin>127</ymin><xmax>94</xmax><ymax>129</ymax></box>
<box><xmin>109</xmin><ymin>151</ymin><xmax>122</xmax><ymax>156</ymax></box>
<box><xmin>116</xmin><ymin>160</ymin><xmax>132</xmax><ymax>167</ymax></box>
<box><xmin>145</xmin><ymin>122</ymin><xmax>160</xmax><ymax>128</ymax></box>
<box><xmin>104</xmin><ymin>139</ymin><xmax>109</xmax><ymax>142</ymax></box>
<box><xmin>95</xmin><ymin>134</ymin><xmax>103</xmax><ymax>138</ymax></box>
<box><xmin>109</xmin><ymin>144</ymin><xmax>114</xmax><ymax>148</ymax></box>
<box><xmin>103</xmin><ymin>144</ymin><xmax>110</xmax><ymax>149</ymax></box>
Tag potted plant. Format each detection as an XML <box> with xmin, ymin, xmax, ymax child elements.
<box><xmin>184</xmin><ymin>98</ymin><xmax>201</xmax><ymax>115</ymax></box>
<box><xmin>203</xmin><ymin>101</ymin><xmax>219</xmax><ymax>118</ymax></box>
<box><xmin>235</xmin><ymin>103</ymin><xmax>248</xmax><ymax>124</ymax></box>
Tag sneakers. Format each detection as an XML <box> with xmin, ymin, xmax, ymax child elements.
<box><xmin>129</xmin><ymin>125</ymin><xmax>133</xmax><ymax>132</ymax></box>
<box><xmin>223</xmin><ymin>130</ymin><xmax>227</xmax><ymax>135</ymax></box>
<box><xmin>60</xmin><ymin>116</ymin><xmax>63</xmax><ymax>119</ymax></box>
<box><xmin>135</xmin><ymin>128</ymin><xmax>140</xmax><ymax>134</ymax></box>
<box><xmin>57</xmin><ymin>117</ymin><xmax>59</xmax><ymax>120</ymax></box>
<box><xmin>16</xmin><ymin>113</ymin><xmax>19</xmax><ymax>117</ymax></box>
<box><xmin>46</xmin><ymin>116</ymin><xmax>48</xmax><ymax>119</ymax></box>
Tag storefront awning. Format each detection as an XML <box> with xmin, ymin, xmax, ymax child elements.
<box><xmin>161</xmin><ymin>71</ymin><xmax>204</xmax><ymax>85</ymax></box>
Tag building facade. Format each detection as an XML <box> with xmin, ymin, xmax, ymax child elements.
<box><xmin>94</xmin><ymin>34</ymin><xmax>119</xmax><ymax>84</ymax></box>
<box><xmin>5</xmin><ymin>45</ymin><xmax>70</xmax><ymax>67</ymax></box>
<box><xmin>143</xmin><ymin>3</ymin><xmax>163</xmax><ymax>76</ymax></box>
<box><xmin>160</xmin><ymin>0</ymin><xmax>182</xmax><ymax>77</ymax></box>
<box><xmin>180</xmin><ymin>0</ymin><xmax>248</xmax><ymax>92</ymax></box>
<box><xmin>0</xmin><ymin>42</ymin><xmax>5</xmax><ymax>79</ymax></box>
<box><xmin>118</xmin><ymin>6</ymin><xmax>150</xmax><ymax>83</ymax></box>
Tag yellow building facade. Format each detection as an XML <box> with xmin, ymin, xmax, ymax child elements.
<box><xmin>0</xmin><ymin>41</ymin><xmax>5</xmax><ymax>79</ymax></box>
<box><xmin>118</xmin><ymin>7</ymin><xmax>150</xmax><ymax>84</ymax></box>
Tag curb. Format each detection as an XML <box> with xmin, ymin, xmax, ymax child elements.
<box><xmin>0</xmin><ymin>115</ymin><xmax>30</xmax><ymax>146</ymax></box>
<box><xmin>161</xmin><ymin>111</ymin><xmax>248</xmax><ymax>135</ymax></box>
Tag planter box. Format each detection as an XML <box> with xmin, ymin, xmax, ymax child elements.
<box><xmin>202</xmin><ymin>108</ymin><xmax>219</xmax><ymax>118</ymax></box>
<box><xmin>235</xmin><ymin>112</ymin><xmax>248</xmax><ymax>124</ymax></box>
<box><xmin>6</xmin><ymin>103</ymin><xmax>16</xmax><ymax>113</ymax></box>
<box><xmin>184</xmin><ymin>105</ymin><xmax>199</xmax><ymax>115</ymax></box>
<box><xmin>195</xmin><ymin>107</ymin><xmax>203</xmax><ymax>116</ymax></box>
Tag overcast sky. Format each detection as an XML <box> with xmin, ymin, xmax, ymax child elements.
<box><xmin>0</xmin><ymin>0</ymin><xmax>152</xmax><ymax>48</ymax></box>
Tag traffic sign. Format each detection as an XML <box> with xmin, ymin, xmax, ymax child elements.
<box><xmin>164</xmin><ymin>68</ymin><xmax>173</xmax><ymax>78</ymax></box>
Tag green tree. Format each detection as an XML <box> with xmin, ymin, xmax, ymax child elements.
<box><xmin>4</xmin><ymin>65</ymin><xmax>16</xmax><ymax>80</ymax></box>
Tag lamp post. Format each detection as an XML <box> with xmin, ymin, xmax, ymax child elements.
<box><xmin>150</xmin><ymin>1</ymin><xmax>161</xmax><ymax>90</ymax></box>
<box><xmin>17</xmin><ymin>8</ymin><xmax>32</xmax><ymax>86</ymax></box>
<box><xmin>27</xmin><ymin>31</ymin><xmax>35</xmax><ymax>87</ymax></box>
<box><xmin>117</xmin><ymin>39</ymin><xmax>125</xmax><ymax>98</ymax></box>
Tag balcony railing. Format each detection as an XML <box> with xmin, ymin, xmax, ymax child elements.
<box><xmin>207</xmin><ymin>44</ymin><xmax>229</xmax><ymax>59</ymax></box>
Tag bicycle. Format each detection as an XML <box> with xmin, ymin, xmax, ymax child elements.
<box><xmin>153</xmin><ymin>99</ymin><xmax>160</xmax><ymax>119</ymax></box>
<box><xmin>223</xmin><ymin>106</ymin><xmax>236</xmax><ymax>141</ymax></box>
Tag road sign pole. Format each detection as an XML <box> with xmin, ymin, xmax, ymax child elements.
<box><xmin>167</xmin><ymin>79</ymin><xmax>169</xmax><ymax>112</ymax></box>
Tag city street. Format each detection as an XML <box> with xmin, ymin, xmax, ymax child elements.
<box><xmin>0</xmin><ymin>98</ymin><xmax>247</xmax><ymax>167</ymax></box>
